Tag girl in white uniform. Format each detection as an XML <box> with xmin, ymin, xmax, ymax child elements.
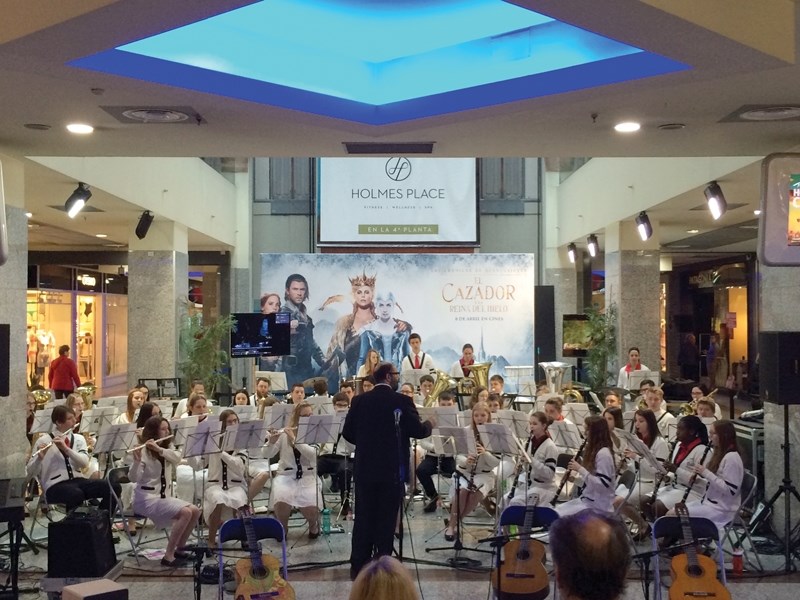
<box><xmin>505</xmin><ymin>411</ymin><xmax>558</xmax><ymax>508</ymax></box>
<box><xmin>263</xmin><ymin>401</ymin><xmax>322</xmax><ymax>538</ymax></box>
<box><xmin>613</xmin><ymin>409</ymin><xmax>669</xmax><ymax>539</ymax></box>
<box><xmin>174</xmin><ymin>395</ymin><xmax>209</xmax><ymax>505</ymax></box>
<box><xmin>555</xmin><ymin>415</ymin><xmax>616</xmax><ymax>516</ymax></box>
<box><xmin>204</xmin><ymin>409</ymin><xmax>249</xmax><ymax>547</ymax></box>
<box><xmin>674</xmin><ymin>420</ymin><xmax>743</xmax><ymax>531</ymax></box>
<box><xmin>114</xmin><ymin>388</ymin><xmax>145</xmax><ymax>425</ymax></box>
<box><xmin>129</xmin><ymin>416</ymin><xmax>201</xmax><ymax>567</ymax></box>
<box><xmin>445</xmin><ymin>401</ymin><xmax>499</xmax><ymax>541</ymax></box>
<box><xmin>650</xmin><ymin>415</ymin><xmax>711</xmax><ymax>520</ymax></box>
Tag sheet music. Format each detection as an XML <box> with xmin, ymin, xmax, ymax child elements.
<box><xmin>436</xmin><ymin>426</ymin><xmax>476</xmax><ymax>456</ymax></box>
<box><xmin>263</xmin><ymin>404</ymin><xmax>293</xmax><ymax>431</ymax></box>
<box><xmin>495</xmin><ymin>409</ymin><xmax>529</xmax><ymax>439</ymax></box>
<box><xmin>94</xmin><ymin>423</ymin><xmax>137</xmax><ymax>454</ymax></box>
<box><xmin>229</xmin><ymin>405</ymin><xmax>258</xmax><ymax>421</ymax></box>
<box><xmin>550</xmin><ymin>420</ymin><xmax>583</xmax><ymax>451</ymax></box>
<box><xmin>616</xmin><ymin>429</ymin><xmax>666</xmax><ymax>476</ymax></box>
<box><xmin>30</xmin><ymin>409</ymin><xmax>55</xmax><ymax>434</ymax></box>
<box><xmin>222</xmin><ymin>419</ymin><xmax>268</xmax><ymax>452</ymax></box>
<box><xmin>184</xmin><ymin>418</ymin><xmax>222</xmax><ymax>458</ymax></box>
<box><xmin>306</xmin><ymin>396</ymin><xmax>334</xmax><ymax>416</ymax></box>
<box><xmin>458</xmin><ymin>409</ymin><xmax>472</xmax><ymax>427</ymax></box>
<box><xmin>79</xmin><ymin>407</ymin><xmax>119</xmax><ymax>434</ymax></box>
<box><xmin>418</xmin><ymin>406</ymin><xmax>458</xmax><ymax>428</ymax></box>
<box><xmin>477</xmin><ymin>422</ymin><xmax>521</xmax><ymax>455</ymax></box>
<box><xmin>431</xmin><ymin>429</ymin><xmax>457</xmax><ymax>456</ymax></box>
<box><xmin>399</xmin><ymin>368</ymin><xmax>433</xmax><ymax>388</ymax></box>
<box><xmin>565</xmin><ymin>402</ymin><xmax>591</xmax><ymax>426</ymax></box>
<box><xmin>296</xmin><ymin>414</ymin><xmax>339</xmax><ymax>445</ymax></box>
<box><xmin>172</xmin><ymin>415</ymin><xmax>201</xmax><ymax>447</ymax></box>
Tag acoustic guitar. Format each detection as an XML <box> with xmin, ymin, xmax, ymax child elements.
<box><xmin>669</xmin><ymin>503</ymin><xmax>730</xmax><ymax>600</ymax></box>
<box><xmin>233</xmin><ymin>507</ymin><xmax>295</xmax><ymax>600</ymax></box>
<box><xmin>491</xmin><ymin>507</ymin><xmax>550</xmax><ymax>600</ymax></box>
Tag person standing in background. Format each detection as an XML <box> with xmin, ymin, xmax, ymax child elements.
<box><xmin>677</xmin><ymin>333</ymin><xmax>700</xmax><ymax>380</ymax></box>
<box><xmin>48</xmin><ymin>345</ymin><xmax>81</xmax><ymax>399</ymax></box>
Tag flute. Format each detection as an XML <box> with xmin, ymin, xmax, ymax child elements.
<box><xmin>38</xmin><ymin>430</ymin><xmax>71</xmax><ymax>452</ymax></box>
<box><xmin>127</xmin><ymin>435</ymin><xmax>174</xmax><ymax>453</ymax></box>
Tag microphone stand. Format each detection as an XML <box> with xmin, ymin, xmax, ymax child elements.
<box><xmin>394</xmin><ymin>409</ymin><xmax>405</xmax><ymax>562</ymax></box>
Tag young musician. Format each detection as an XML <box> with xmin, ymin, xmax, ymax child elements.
<box><xmin>129</xmin><ymin>416</ymin><xmax>201</xmax><ymax>567</ymax></box>
<box><xmin>505</xmin><ymin>411</ymin><xmax>558</xmax><ymax>508</ymax></box>
<box><xmin>65</xmin><ymin>393</ymin><xmax>85</xmax><ymax>433</ymax></box>
<box><xmin>288</xmin><ymin>383</ymin><xmax>306</xmax><ymax>404</ymax></box>
<box><xmin>249</xmin><ymin>377</ymin><xmax>276</xmax><ymax>406</ymax></box>
<box><xmin>487</xmin><ymin>393</ymin><xmax>503</xmax><ymax>413</ymax></box>
<box><xmin>613</xmin><ymin>409</ymin><xmax>669</xmax><ymax>540</ymax></box>
<box><xmin>555</xmin><ymin>415</ymin><xmax>616</xmax><ymax>516</ymax></box>
<box><xmin>26</xmin><ymin>405</ymin><xmax>119</xmax><ymax>513</ymax></box>
<box><xmin>617</xmin><ymin>346</ymin><xmax>649</xmax><ymax>391</ymax></box>
<box><xmin>317</xmin><ymin>392</ymin><xmax>354</xmax><ymax>513</ymax></box>
<box><xmin>174</xmin><ymin>380</ymin><xmax>206</xmax><ymax>419</ymax></box>
<box><xmin>135</xmin><ymin>402</ymin><xmax>161</xmax><ymax>429</ymax></box>
<box><xmin>468</xmin><ymin>386</ymin><xmax>489</xmax><ymax>409</ymax></box>
<box><xmin>340</xmin><ymin>381</ymin><xmax>355</xmax><ymax>402</ymax></box>
<box><xmin>645</xmin><ymin>388</ymin><xmax>676</xmax><ymax>441</ymax></box>
<box><xmin>670</xmin><ymin>419</ymin><xmax>743</xmax><ymax>530</ymax></box>
<box><xmin>357</xmin><ymin>348</ymin><xmax>381</xmax><ymax>379</ymax></box>
<box><xmin>174</xmin><ymin>393</ymin><xmax>209</xmax><ymax>505</ymax></box>
<box><xmin>115</xmin><ymin>388</ymin><xmax>145</xmax><ymax>424</ymax></box>
<box><xmin>444</xmin><ymin>401</ymin><xmax>498</xmax><ymax>540</ymax></box>
<box><xmin>399</xmin><ymin>383</ymin><xmax>415</xmax><ymax>400</ymax></box>
<box><xmin>544</xmin><ymin>397</ymin><xmax>571</xmax><ymax>425</ymax></box>
<box><xmin>695</xmin><ymin>398</ymin><xmax>717</xmax><ymax>420</ymax></box>
<box><xmin>449</xmin><ymin>343</ymin><xmax>475</xmax><ymax>378</ymax></box>
<box><xmin>604</xmin><ymin>391</ymin><xmax>623</xmax><ymax>409</ymax></box>
<box><xmin>233</xmin><ymin>389</ymin><xmax>250</xmax><ymax>406</ymax></box>
<box><xmin>489</xmin><ymin>374</ymin><xmax>505</xmax><ymax>395</ymax></box>
<box><xmin>415</xmin><ymin>375</ymin><xmax>435</xmax><ymax>407</ymax></box>
<box><xmin>417</xmin><ymin>391</ymin><xmax>457</xmax><ymax>512</ymax></box>
<box><xmin>203</xmin><ymin>410</ymin><xmax>249</xmax><ymax>547</ymax></box>
<box><xmin>648</xmin><ymin>415</ymin><xmax>710</xmax><ymax>520</ymax></box>
<box><xmin>263</xmin><ymin>401</ymin><xmax>322</xmax><ymax>537</ymax></box>
<box><xmin>603</xmin><ymin>407</ymin><xmax>627</xmax><ymax>463</ymax></box>
<box><xmin>400</xmin><ymin>333</ymin><xmax>435</xmax><ymax>378</ymax></box>
<box><xmin>361</xmin><ymin>377</ymin><xmax>376</xmax><ymax>393</ymax></box>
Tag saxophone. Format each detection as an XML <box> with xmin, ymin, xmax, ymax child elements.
<box><xmin>550</xmin><ymin>439</ymin><xmax>587</xmax><ymax>506</ymax></box>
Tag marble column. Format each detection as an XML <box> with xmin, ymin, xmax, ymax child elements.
<box><xmin>0</xmin><ymin>156</ymin><xmax>30</xmax><ymax>477</ymax></box>
<box><xmin>127</xmin><ymin>221</ymin><xmax>188</xmax><ymax>389</ymax></box>
<box><xmin>230</xmin><ymin>169</ymin><xmax>253</xmax><ymax>393</ymax></box>
<box><xmin>544</xmin><ymin>250</ymin><xmax>583</xmax><ymax>364</ymax></box>
<box><xmin>605</xmin><ymin>222</ymin><xmax>661</xmax><ymax>378</ymax></box>
<box><xmin>759</xmin><ymin>264</ymin><xmax>800</xmax><ymax>535</ymax></box>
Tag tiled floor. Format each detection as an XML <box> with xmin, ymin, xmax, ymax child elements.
<box><xmin>8</xmin><ymin>492</ymin><xmax>800</xmax><ymax>599</ymax></box>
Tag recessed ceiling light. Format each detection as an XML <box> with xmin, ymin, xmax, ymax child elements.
<box><xmin>658</xmin><ymin>123</ymin><xmax>686</xmax><ymax>130</ymax></box>
<box><xmin>95</xmin><ymin>233</ymin><xmax>108</xmax><ymax>238</ymax></box>
<box><xmin>25</xmin><ymin>212</ymin><xmax>32</xmax><ymax>218</ymax></box>
<box><xmin>66</xmin><ymin>123</ymin><xmax>94</xmax><ymax>134</ymax></box>
<box><xmin>753</xmin><ymin>209</ymin><xmax>762</xmax><ymax>215</ymax></box>
<box><xmin>686</xmin><ymin>229</ymin><xmax>699</xmax><ymax>234</ymax></box>
<box><xmin>614</xmin><ymin>121</ymin><xmax>641</xmax><ymax>133</ymax></box>
<box><xmin>24</xmin><ymin>123</ymin><xmax>51</xmax><ymax>131</ymax></box>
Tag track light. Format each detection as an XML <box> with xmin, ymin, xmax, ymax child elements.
<box><xmin>135</xmin><ymin>210</ymin><xmax>154</xmax><ymax>240</ymax></box>
<box><xmin>567</xmin><ymin>243</ymin><xmax>577</xmax><ymax>263</ymax></box>
<box><xmin>587</xmin><ymin>234</ymin><xmax>598</xmax><ymax>257</ymax></box>
<box><xmin>65</xmin><ymin>183</ymin><xmax>91</xmax><ymax>219</ymax></box>
<box><xmin>635</xmin><ymin>211</ymin><xmax>653</xmax><ymax>241</ymax></box>
<box><xmin>704</xmin><ymin>181</ymin><xmax>727</xmax><ymax>220</ymax></box>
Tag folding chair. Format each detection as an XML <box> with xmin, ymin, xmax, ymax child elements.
<box><xmin>722</xmin><ymin>470</ymin><xmax>763</xmax><ymax>572</ymax></box>
<box><xmin>651</xmin><ymin>515</ymin><xmax>726</xmax><ymax>600</ymax></box>
<box><xmin>218</xmin><ymin>516</ymin><xmax>290</xmax><ymax>600</ymax></box>
<box><xmin>27</xmin><ymin>476</ymin><xmax>69</xmax><ymax>542</ymax></box>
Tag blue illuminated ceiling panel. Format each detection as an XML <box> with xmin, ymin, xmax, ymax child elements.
<box><xmin>70</xmin><ymin>0</ymin><xmax>690</xmax><ymax>125</ymax></box>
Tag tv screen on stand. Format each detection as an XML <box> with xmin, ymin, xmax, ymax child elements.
<box><xmin>562</xmin><ymin>314</ymin><xmax>593</xmax><ymax>358</ymax></box>
<box><xmin>230</xmin><ymin>312</ymin><xmax>291</xmax><ymax>358</ymax></box>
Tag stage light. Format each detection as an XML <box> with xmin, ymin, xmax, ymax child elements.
<box><xmin>65</xmin><ymin>183</ymin><xmax>91</xmax><ymax>219</ymax></box>
<box><xmin>635</xmin><ymin>211</ymin><xmax>653</xmax><ymax>241</ymax></box>
<box><xmin>567</xmin><ymin>243</ymin><xmax>577</xmax><ymax>263</ymax></box>
<box><xmin>704</xmin><ymin>181</ymin><xmax>727</xmax><ymax>220</ymax></box>
<box><xmin>587</xmin><ymin>234</ymin><xmax>598</xmax><ymax>257</ymax></box>
<box><xmin>135</xmin><ymin>210</ymin><xmax>154</xmax><ymax>239</ymax></box>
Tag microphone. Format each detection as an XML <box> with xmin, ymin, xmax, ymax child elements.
<box><xmin>394</xmin><ymin>408</ymin><xmax>401</xmax><ymax>427</ymax></box>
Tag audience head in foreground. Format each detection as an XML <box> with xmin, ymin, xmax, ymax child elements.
<box><xmin>348</xmin><ymin>555</ymin><xmax>418</xmax><ymax>600</ymax></box>
<box><xmin>550</xmin><ymin>510</ymin><xmax>631</xmax><ymax>600</ymax></box>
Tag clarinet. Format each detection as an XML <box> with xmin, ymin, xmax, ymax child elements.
<box><xmin>680</xmin><ymin>443</ymin><xmax>713</xmax><ymax>504</ymax></box>
<box><xmin>645</xmin><ymin>438</ymin><xmax>679</xmax><ymax>505</ymax></box>
<box><xmin>467</xmin><ymin>429</ymin><xmax>483</xmax><ymax>493</ymax></box>
<box><xmin>550</xmin><ymin>439</ymin><xmax>587</xmax><ymax>506</ymax></box>
<box><xmin>507</xmin><ymin>438</ymin><xmax>532</xmax><ymax>501</ymax></box>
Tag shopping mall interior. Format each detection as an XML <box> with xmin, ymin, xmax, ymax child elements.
<box><xmin>2</xmin><ymin>1</ymin><xmax>800</xmax><ymax>598</ymax></box>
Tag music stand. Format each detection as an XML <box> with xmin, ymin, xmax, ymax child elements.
<box><xmin>494</xmin><ymin>410</ymin><xmax>529</xmax><ymax>440</ymax></box>
<box><xmin>550</xmin><ymin>421</ymin><xmax>583</xmax><ymax>452</ymax></box>
<box><xmin>400</xmin><ymin>368</ymin><xmax>429</xmax><ymax>388</ymax></box>
<box><xmin>622</xmin><ymin>410</ymin><xmax>637</xmax><ymax>432</ymax></box>
<box><xmin>262</xmin><ymin>404</ymin><xmax>293</xmax><ymax>431</ymax></box>
<box><xmin>221</xmin><ymin>420</ymin><xmax>267</xmax><ymax>454</ymax></box>
<box><xmin>229</xmin><ymin>405</ymin><xmax>258</xmax><ymax>421</ymax></box>
<box><xmin>183</xmin><ymin>419</ymin><xmax>223</xmax><ymax>460</ymax></box>
<box><xmin>30</xmin><ymin>409</ymin><xmax>55</xmax><ymax>435</ymax></box>
<box><xmin>458</xmin><ymin>409</ymin><xmax>472</xmax><ymax>427</ymax></box>
<box><xmin>419</xmin><ymin>406</ymin><xmax>459</xmax><ymax>428</ymax></box>
<box><xmin>171</xmin><ymin>416</ymin><xmax>200</xmax><ymax>448</ymax></box>
<box><xmin>306</xmin><ymin>396</ymin><xmax>334</xmax><ymax>416</ymax></box>
<box><xmin>94</xmin><ymin>423</ymin><xmax>138</xmax><ymax>477</ymax></box>
<box><xmin>518</xmin><ymin>377</ymin><xmax>537</xmax><ymax>398</ymax></box>
<box><xmin>424</xmin><ymin>426</ymin><xmax>491</xmax><ymax>570</ymax></box>
<box><xmin>79</xmin><ymin>407</ymin><xmax>119</xmax><ymax>435</ymax></box>
<box><xmin>478</xmin><ymin>422</ymin><xmax>529</xmax><ymax>524</ymax></box>
<box><xmin>564</xmin><ymin>402</ymin><xmax>591</xmax><ymax>425</ymax></box>
<box><xmin>152</xmin><ymin>399</ymin><xmax>177</xmax><ymax>417</ymax></box>
<box><xmin>254</xmin><ymin>370</ymin><xmax>288</xmax><ymax>395</ymax></box>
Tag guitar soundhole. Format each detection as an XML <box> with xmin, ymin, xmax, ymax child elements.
<box><xmin>516</xmin><ymin>550</ymin><xmax>530</xmax><ymax>561</ymax></box>
<box><xmin>688</xmin><ymin>565</ymin><xmax>703</xmax><ymax>577</ymax></box>
<box><xmin>251</xmin><ymin>567</ymin><xmax>268</xmax><ymax>579</ymax></box>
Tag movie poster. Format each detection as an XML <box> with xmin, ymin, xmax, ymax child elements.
<box><xmin>259</xmin><ymin>253</ymin><xmax>535</xmax><ymax>391</ymax></box>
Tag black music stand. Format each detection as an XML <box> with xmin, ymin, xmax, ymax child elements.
<box><xmin>424</xmin><ymin>426</ymin><xmax>493</xmax><ymax>570</ymax></box>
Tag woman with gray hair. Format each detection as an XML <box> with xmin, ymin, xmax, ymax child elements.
<box><xmin>357</xmin><ymin>290</ymin><xmax>411</xmax><ymax>373</ymax></box>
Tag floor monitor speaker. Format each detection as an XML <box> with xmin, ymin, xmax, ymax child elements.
<box><xmin>759</xmin><ymin>331</ymin><xmax>800</xmax><ymax>405</ymax></box>
<box><xmin>48</xmin><ymin>508</ymin><xmax>116</xmax><ymax>577</ymax></box>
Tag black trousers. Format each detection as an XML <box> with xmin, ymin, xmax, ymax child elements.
<box><xmin>46</xmin><ymin>478</ymin><xmax>119</xmax><ymax>513</ymax></box>
<box><xmin>350</xmin><ymin>479</ymin><xmax>403</xmax><ymax>580</ymax></box>
<box><xmin>417</xmin><ymin>455</ymin><xmax>455</xmax><ymax>499</ymax></box>
<box><xmin>317</xmin><ymin>455</ymin><xmax>352</xmax><ymax>499</ymax></box>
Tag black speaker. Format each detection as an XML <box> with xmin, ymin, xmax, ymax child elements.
<box><xmin>759</xmin><ymin>332</ymin><xmax>800</xmax><ymax>405</ymax></box>
<box><xmin>135</xmin><ymin>210</ymin><xmax>154</xmax><ymax>240</ymax></box>
<box><xmin>48</xmin><ymin>508</ymin><xmax>116</xmax><ymax>577</ymax></box>
<box><xmin>0</xmin><ymin>324</ymin><xmax>8</xmax><ymax>396</ymax></box>
<box><xmin>534</xmin><ymin>286</ymin><xmax>556</xmax><ymax>364</ymax></box>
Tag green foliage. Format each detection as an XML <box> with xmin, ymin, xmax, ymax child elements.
<box><xmin>584</xmin><ymin>303</ymin><xmax>618</xmax><ymax>391</ymax></box>
<box><xmin>178</xmin><ymin>313</ymin><xmax>234</xmax><ymax>397</ymax></box>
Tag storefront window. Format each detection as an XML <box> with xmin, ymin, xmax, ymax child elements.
<box><xmin>76</xmin><ymin>294</ymin><xmax>99</xmax><ymax>383</ymax></box>
<box><xmin>26</xmin><ymin>291</ymin><xmax>71</xmax><ymax>388</ymax></box>
<box><xmin>105</xmin><ymin>294</ymin><xmax>128</xmax><ymax>378</ymax></box>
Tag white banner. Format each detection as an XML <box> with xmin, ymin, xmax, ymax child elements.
<box><xmin>259</xmin><ymin>253</ymin><xmax>534</xmax><ymax>392</ymax></box>
<box><xmin>318</xmin><ymin>157</ymin><xmax>477</xmax><ymax>244</ymax></box>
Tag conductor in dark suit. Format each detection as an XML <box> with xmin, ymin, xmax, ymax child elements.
<box><xmin>342</xmin><ymin>362</ymin><xmax>433</xmax><ymax>579</ymax></box>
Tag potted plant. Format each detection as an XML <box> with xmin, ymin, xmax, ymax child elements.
<box><xmin>178</xmin><ymin>313</ymin><xmax>235</xmax><ymax>398</ymax></box>
<box><xmin>584</xmin><ymin>303</ymin><xmax>618</xmax><ymax>392</ymax></box>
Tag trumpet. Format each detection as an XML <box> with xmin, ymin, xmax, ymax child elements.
<box><xmin>127</xmin><ymin>435</ymin><xmax>174</xmax><ymax>453</ymax></box>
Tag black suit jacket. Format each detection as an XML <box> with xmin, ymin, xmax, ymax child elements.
<box><xmin>342</xmin><ymin>383</ymin><xmax>432</xmax><ymax>483</ymax></box>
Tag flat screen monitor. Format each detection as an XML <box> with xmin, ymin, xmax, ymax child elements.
<box><xmin>230</xmin><ymin>312</ymin><xmax>291</xmax><ymax>358</ymax></box>
<box><xmin>562</xmin><ymin>314</ymin><xmax>592</xmax><ymax>358</ymax></box>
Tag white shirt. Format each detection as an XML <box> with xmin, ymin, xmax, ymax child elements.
<box><xmin>26</xmin><ymin>431</ymin><xmax>90</xmax><ymax>491</ymax></box>
<box><xmin>401</xmin><ymin>352</ymin><xmax>435</xmax><ymax>373</ymax></box>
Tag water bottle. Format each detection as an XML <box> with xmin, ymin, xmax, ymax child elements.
<box><xmin>732</xmin><ymin>546</ymin><xmax>743</xmax><ymax>577</ymax></box>
<box><xmin>321</xmin><ymin>508</ymin><xmax>331</xmax><ymax>535</ymax></box>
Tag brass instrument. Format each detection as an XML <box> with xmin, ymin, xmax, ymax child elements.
<box><xmin>32</xmin><ymin>389</ymin><xmax>52</xmax><ymax>410</ymax></box>
<box><xmin>551</xmin><ymin>439</ymin><xmax>587</xmax><ymax>506</ymax></box>
<box><xmin>256</xmin><ymin>395</ymin><xmax>277</xmax><ymax>419</ymax></box>
<box><xmin>539</xmin><ymin>362</ymin><xmax>571</xmax><ymax>395</ymax></box>
<box><xmin>75</xmin><ymin>383</ymin><xmax>97</xmax><ymax>406</ymax></box>
<box><xmin>636</xmin><ymin>395</ymin><xmax>648</xmax><ymax>410</ymax></box>
<box><xmin>680</xmin><ymin>387</ymin><xmax>718</xmax><ymax>416</ymax></box>
<box><xmin>563</xmin><ymin>388</ymin><xmax>584</xmax><ymax>403</ymax></box>
<box><xmin>427</xmin><ymin>369</ymin><xmax>456</xmax><ymax>407</ymax></box>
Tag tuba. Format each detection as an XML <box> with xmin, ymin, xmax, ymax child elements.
<box><xmin>427</xmin><ymin>369</ymin><xmax>456</xmax><ymax>407</ymax></box>
<box><xmin>563</xmin><ymin>388</ymin><xmax>584</xmax><ymax>403</ymax></box>
<box><xmin>539</xmin><ymin>362</ymin><xmax>571</xmax><ymax>395</ymax></box>
<box><xmin>466</xmin><ymin>362</ymin><xmax>491</xmax><ymax>391</ymax></box>
<box><xmin>75</xmin><ymin>383</ymin><xmax>97</xmax><ymax>407</ymax></box>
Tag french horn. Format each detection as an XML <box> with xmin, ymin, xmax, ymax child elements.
<box><xmin>427</xmin><ymin>369</ymin><xmax>456</xmax><ymax>407</ymax></box>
